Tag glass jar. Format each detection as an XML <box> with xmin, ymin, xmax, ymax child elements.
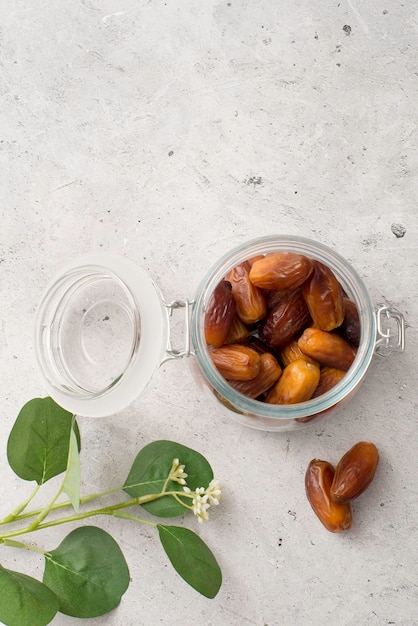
<box><xmin>34</xmin><ymin>236</ymin><xmax>405</xmax><ymax>430</ymax></box>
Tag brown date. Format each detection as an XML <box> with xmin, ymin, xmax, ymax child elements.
<box><xmin>280</xmin><ymin>339</ymin><xmax>319</xmax><ymax>368</ymax></box>
<box><xmin>210</xmin><ymin>344</ymin><xmax>261</xmax><ymax>381</ymax></box>
<box><xmin>298</xmin><ymin>327</ymin><xmax>357</xmax><ymax>370</ymax></box>
<box><xmin>330</xmin><ymin>441</ymin><xmax>379</xmax><ymax>503</ymax></box>
<box><xmin>225</xmin><ymin>315</ymin><xmax>250</xmax><ymax>344</ymax></box>
<box><xmin>228</xmin><ymin>352</ymin><xmax>282</xmax><ymax>398</ymax></box>
<box><xmin>265</xmin><ymin>358</ymin><xmax>320</xmax><ymax>405</ymax></box>
<box><xmin>227</xmin><ymin>262</ymin><xmax>267</xmax><ymax>325</ymax></box>
<box><xmin>302</xmin><ymin>260</ymin><xmax>345</xmax><ymax>331</ymax></box>
<box><xmin>258</xmin><ymin>288</ymin><xmax>311</xmax><ymax>349</ymax></box>
<box><xmin>249</xmin><ymin>252</ymin><xmax>313</xmax><ymax>291</ymax></box>
<box><xmin>204</xmin><ymin>280</ymin><xmax>236</xmax><ymax>348</ymax></box>
<box><xmin>311</xmin><ymin>366</ymin><xmax>346</xmax><ymax>398</ymax></box>
<box><xmin>265</xmin><ymin>289</ymin><xmax>288</xmax><ymax>311</ymax></box>
<box><xmin>305</xmin><ymin>459</ymin><xmax>352</xmax><ymax>533</ymax></box>
<box><xmin>339</xmin><ymin>298</ymin><xmax>361</xmax><ymax>347</ymax></box>
<box><xmin>243</xmin><ymin>336</ymin><xmax>275</xmax><ymax>355</ymax></box>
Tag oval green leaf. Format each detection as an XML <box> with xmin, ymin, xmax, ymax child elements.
<box><xmin>123</xmin><ymin>440</ymin><xmax>213</xmax><ymax>518</ymax></box>
<box><xmin>62</xmin><ymin>426</ymin><xmax>81</xmax><ymax>512</ymax></box>
<box><xmin>0</xmin><ymin>564</ymin><xmax>59</xmax><ymax>626</ymax></box>
<box><xmin>157</xmin><ymin>525</ymin><xmax>222</xmax><ymax>598</ymax></box>
<box><xmin>7</xmin><ymin>397</ymin><xmax>80</xmax><ymax>485</ymax></box>
<box><xmin>43</xmin><ymin>526</ymin><xmax>130</xmax><ymax>618</ymax></box>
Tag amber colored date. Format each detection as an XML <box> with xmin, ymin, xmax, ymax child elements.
<box><xmin>265</xmin><ymin>358</ymin><xmax>320</xmax><ymax>405</ymax></box>
<box><xmin>280</xmin><ymin>339</ymin><xmax>319</xmax><ymax>368</ymax></box>
<box><xmin>249</xmin><ymin>252</ymin><xmax>313</xmax><ymax>291</ymax></box>
<box><xmin>228</xmin><ymin>352</ymin><xmax>282</xmax><ymax>398</ymax></box>
<box><xmin>302</xmin><ymin>260</ymin><xmax>345</xmax><ymax>331</ymax></box>
<box><xmin>227</xmin><ymin>262</ymin><xmax>267</xmax><ymax>325</ymax></box>
<box><xmin>312</xmin><ymin>366</ymin><xmax>346</xmax><ymax>398</ymax></box>
<box><xmin>298</xmin><ymin>327</ymin><xmax>357</xmax><ymax>370</ymax></box>
<box><xmin>305</xmin><ymin>459</ymin><xmax>352</xmax><ymax>533</ymax></box>
<box><xmin>258</xmin><ymin>289</ymin><xmax>311</xmax><ymax>349</ymax></box>
<box><xmin>204</xmin><ymin>281</ymin><xmax>236</xmax><ymax>348</ymax></box>
<box><xmin>225</xmin><ymin>315</ymin><xmax>250</xmax><ymax>344</ymax></box>
<box><xmin>339</xmin><ymin>298</ymin><xmax>361</xmax><ymax>347</ymax></box>
<box><xmin>210</xmin><ymin>344</ymin><xmax>261</xmax><ymax>381</ymax></box>
<box><xmin>330</xmin><ymin>441</ymin><xmax>379</xmax><ymax>503</ymax></box>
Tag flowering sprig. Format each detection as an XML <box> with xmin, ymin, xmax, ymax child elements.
<box><xmin>168</xmin><ymin>458</ymin><xmax>188</xmax><ymax>485</ymax></box>
<box><xmin>182</xmin><ymin>479</ymin><xmax>222</xmax><ymax>523</ymax></box>
<box><xmin>1</xmin><ymin>399</ymin><xmax>223</xmax><ymax>625</ymax></box>
<box><xmin>163</xmin><ymin>457</ymin><xmax>221</xmax><ymax>523</ymax></box>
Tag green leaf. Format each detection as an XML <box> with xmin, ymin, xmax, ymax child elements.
<box><xmin>62</xmin><ymin>425</ymin><xmax>81</xmax><ymax>512</ymax></box>
<box><xmin>123</xmin><ymin>440</ymin><xmax>213</xmax><ymax>518</ymax></box>
<box><xmin>7</xmin><ymin>397</ymin><xmax>80</xmax><ymax>485</ymax></box>
<box><xmin>43</xmin><ymin>526</ymin><xmax>130</xmax><ymax>618</ymax></box>
<box><xmin>0</xmin><ymin>564</ymin><xmax>59</xmax><ymax>626</ymax></box>
<box><xmin>157</xmin><ymin>525</ymin><xmax>222</xmax><ymax>598</ymax></box>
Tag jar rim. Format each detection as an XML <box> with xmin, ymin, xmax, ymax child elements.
<box><xmin>191</xmin><ymin>235</ymin><xmax>376</xmax><ymax>422</ymax></box>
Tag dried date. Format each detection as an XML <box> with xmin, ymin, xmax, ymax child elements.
<box><xmin>305</xmin><ymin>459</ymin><xmax>352</xmax><ymax>533</ymax></box>
<box><xmin>311</xmin><ymin>367</ymin><xmax>346</xmax><ymax>398</ymax></box>
<box><xmin>210</xmin><ymin>344</ymin><xmax>261</xmax><ymax>381</ymax></box>
<box><xmin>204</xmin><ymin>280</ymin><xmax>236</xmax><ymax>348</ymax></box>
<box><xmin>258</xmin><ymin>289</ymin><xmax>311</xmax><ymax>349</ymax></box>
<box><xmin>249</xmin><ymin>252</ymin><xmax>313</xmax><ymax>291</ymax></box>
<box><xmin>228</xmin><ymin>352</ymin><xmax>282</xmax><ymax>398</ymax></box>
<box><xmin>227</xmin><ymin>262</ymin><xmax>267</xmax><ymax>325</ymax></box>
<box><xmin>265</xmin><ymin>358</ymin><xmax>320</xmax><ymax>405</ymax></box>
<box><xmin>302</xmin><ymin>260</ymin><xmax>344</xmax><ymax>331</ymax></box>
<box><xmin>280</xmin><ymin>339</ymin><xmax>319</xmax><ymax>368</ymax></box>
<box><xmin>339</xmin><ymin>298</ymin><xmax>361</xmax><ymax>347</ymax></box>
<box><xmin>330</xmin><ymin>441</ymin><xmax>379</xmax><ymax>503</ymax></box>
<box><xmin>225</xmin><ymin>315</ymin><xmax>250</xmax><ymax>344</ymax></box>
<box><xmin>298</xmin><ymin>327</ymin><xmax>357</xmax><ymax>370</ymax></box>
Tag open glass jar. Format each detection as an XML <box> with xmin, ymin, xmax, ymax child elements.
<box><xmin>34</xmin><ymin>236</ymin><xmax>405</xmax><ymax>431</ymax></box>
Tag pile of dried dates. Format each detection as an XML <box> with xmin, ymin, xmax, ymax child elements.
<box><xmin>305</xmin><ymin>441</ymin><xmax>380</xmax><ymax>532</ymax></box>
<box><xmin>204</xmin><ymin>252</ymin><xmax>360</xmax><ymax>405</ymax></box>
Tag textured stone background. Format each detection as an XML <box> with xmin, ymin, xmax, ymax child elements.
<box><xmin>0</xmin><ymin>1</ymin><xmax>417</xmax><ymax>624</ymax></box>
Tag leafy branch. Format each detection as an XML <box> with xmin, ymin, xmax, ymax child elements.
<box><xmin>0</xmin><ymin>398</ymin><xmax>222</xmax><ymax>626</ymax></box>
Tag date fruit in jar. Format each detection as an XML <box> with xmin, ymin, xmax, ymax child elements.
<box><xmin>249</xmin><ymin>252</ymin><xmax>313</xmax><ymax>291</ymax></box>
<box><xmin>226</xmin><ymin>261</ymin><xmax>267</xmax><ymax>325</ymax></box>
<box><xmin>205</xmin><ymin>250</ymin><xmax>361</xmax><ymax>408</ymax></box>
<box><xmin>204</xmin><ymin>280</ymin><xmax>236</xmax><ymax>348</ymax></box>
<box><xmin>302</xmin><ymin>260</ymin><xmax>345</xmax><ymax>331</ymax></box>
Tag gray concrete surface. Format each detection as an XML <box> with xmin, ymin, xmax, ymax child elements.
<box><xmin>0</xmin><ymin>1</ymin><xmax>417</xmax><ymax>625</ymax></box>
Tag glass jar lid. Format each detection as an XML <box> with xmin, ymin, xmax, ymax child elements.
<box><xmin>34</xmin><ymin>254</ymin><xmax>166</xmax><ymax>417</ymax></box>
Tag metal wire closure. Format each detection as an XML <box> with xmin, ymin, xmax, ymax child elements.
<box><xmin>375</xmin><ymin>305</ymin><xmax>405</xmax><ymax>356</ymax></box>
<box><xmin>161</xmin><ymin>299</ymin><xmax>194</xmax><ymax>363</ymax></box>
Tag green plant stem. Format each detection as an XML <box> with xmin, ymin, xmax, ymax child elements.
<box><xmin>1</xmin><ymin>539</ymin><xmax>46</xmax><ymax>554</ymax></box>
<box><xmin>161</xmin><ymin>461</ymin><xmax>176</xmax><ymax>494</ymax></box>
<box><xmin>111</xmin><ymin>511</ymin><xmax>157</xmax><ymax>527</ymax></box>
<box><xmin>0</xmin><ymin>484</ymin><xmax>41</xmax><ymax>524</ymax></box>
<box><xmin>0</xmin><ymin>485</ymin><xmax>124</xmax><ymax>526</ymax></box>
<box><xmin>0</xmin><ymin>491</ymin><xmax>187</xmax><ymax>541</ymax></box>
<box><xmin>172</xmin><ymin>492</ymin><xmax>193</xmax><ymax>509</ymax></box>
<box><xmin>26</xmin><ymin>480</ymin><xmax>66</xmax><ymax>532</ymax></box>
